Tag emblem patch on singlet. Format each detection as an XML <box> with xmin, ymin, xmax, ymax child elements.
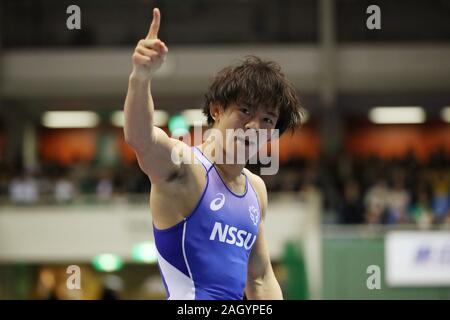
<box><xmin>248</xmin><ymin>205</ymin><xmax>260</xmax><ymax>226</ymax></box>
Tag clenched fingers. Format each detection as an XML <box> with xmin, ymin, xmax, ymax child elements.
<box><xmin>138</xmin><ymin>39</ymin><xmax>168</xmax><ymax>54</ymax></box>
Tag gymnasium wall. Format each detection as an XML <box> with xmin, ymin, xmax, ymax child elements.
<box><xmin>322</xmin><ymin>232</ymin><xmax>450</xmax><ymax>299</ymax></box>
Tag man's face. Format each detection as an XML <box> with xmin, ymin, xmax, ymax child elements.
<box><xmin>210</xmin><ymin>103</ymin><xmax>279</xmax><ymax>164</ymax></box>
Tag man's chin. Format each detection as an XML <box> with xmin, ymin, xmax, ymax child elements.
<box><xmin>235</xmin><ymin>138</ymin><xmax>260</xmax><ymax>149</ymax></box>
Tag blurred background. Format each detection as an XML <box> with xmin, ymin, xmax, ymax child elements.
<box><xmin>0</xmin><ymin>0</ymin><xmax>449</xmax><ymax>299</ymax></box>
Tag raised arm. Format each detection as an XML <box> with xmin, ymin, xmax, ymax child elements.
<box><xmin>124</xmin><ymin>8</ymin><xmax>186</xmax><ymax>182</ymax></box>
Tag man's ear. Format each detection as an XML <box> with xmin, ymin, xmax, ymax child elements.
<box><xmin>210</xmin><ymin>103</ymin><xmax>222</xmax><ymax>122</ymax></box>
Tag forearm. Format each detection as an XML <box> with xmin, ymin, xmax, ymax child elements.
<box><xmin>123</xmin><ymin>73</ymin><xmax>155</xmax><ymax>150</ymax></box>
<box><xmin>246</xmin><ymin>272</ymin><xmax>283</xmax><ymax>300</ymax></box>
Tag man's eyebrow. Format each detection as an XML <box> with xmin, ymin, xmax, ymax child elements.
<box><xmin>266</xmin><ymin>110</ymin><xmax>279</xmax><ymax>117</ymax></box>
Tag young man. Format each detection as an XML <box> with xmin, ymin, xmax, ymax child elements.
<box><xmin>124</xmin><ymin>8</ymin><xmax>303</xmax><ymax>300</ymax></box>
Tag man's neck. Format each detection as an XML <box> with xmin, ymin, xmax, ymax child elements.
<box><xmin>198</xmin><ymin>141</ymin><xmax>246</xmax><ymax>181</ymax></box>
<box><xmin>213</xmin><ymin>162</ymin><xmax>246</xmax><ymax>182</ymax></box>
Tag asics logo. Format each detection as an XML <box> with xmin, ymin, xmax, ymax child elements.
<box><xmin>210</xmin><ymin>193</ymin><xmax>225</xmax><ymax>211</ymax></box>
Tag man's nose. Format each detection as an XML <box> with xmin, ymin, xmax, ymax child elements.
<box><xmin>244</xmin><ymin>118</ymin><xmax>261</xmax><ymax>130</ymax></box>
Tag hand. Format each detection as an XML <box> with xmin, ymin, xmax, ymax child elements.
<box><xmin>131</xmin><ymin>8</ymin><xmax>168</xmax><ymax>80</ymax></box>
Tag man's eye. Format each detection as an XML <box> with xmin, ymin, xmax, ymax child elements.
<box><xmin>264</xmin><ymin>118</ymin><xmax>274</xmax><ymax>124</ymax></box>
<box><xmin>241</xmin><ymin>108</ymin><xmax>250</xmax><ymax>115</ymax></box>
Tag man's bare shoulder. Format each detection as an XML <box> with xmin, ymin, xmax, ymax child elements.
<box><xmin>243</xmin><ymin>168</ymin><xmax>268</xmax><ymax>216</ymax></box>
<box><xmin>243</xmin><ymin>168</ymin><xmax>265</xmax><ymax>189</ymax></box>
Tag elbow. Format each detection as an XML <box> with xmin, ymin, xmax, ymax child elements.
<box><xmin>124</xmin><ymin>128</ymin><xmax>155</xmax><ymax>154</ymax></box>
<box><xmin>123</xmin><ymin>129</ymin><xmax>147</xmax><ymax>152</ymax></box>
<box><xmin>246</xmin><ymin>275</ymin><xmax>283</xmax><ymax>300</ymax></box>
<box><xmin>124</xmin><ymin>136</ymin><xmax>138</xmax><ymax>151</ymax></box>
<box><xmin>123</xmin><ymin>127</ymin><xmax>135</xmax><ymax>148</ymax></box>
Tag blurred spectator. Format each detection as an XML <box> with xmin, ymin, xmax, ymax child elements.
<box><xmin>340</xmin><ymin>179</ymin><xmax>364</xmax><ymax>224</ymax></box>
<box><xmin>386</xmin><ymin>173</ymin><xmax>410</xmax><ymax>224</ymax></box>
<box><xmin>54</xmin><ymin>177</ymin><xmax>77</xmax><ymax>204</ymax></box>
<box><xmin>96</xmin><ymin>176</ymin><xmax>113</xmax><ymax>201</ymax></box>
<box><xmin>410</xmin><ymin>189</ymin><xmax>434</xmax><ymax>229</ymax></box>
<box><xmin>36</xmin><ymin>267</ymin><xmax>57</xmax><ymax>300</ymax></box>
<box><xmin>100</xmin><ymin>275</ymin><xmax>123</xmax><ymax>300</ymax></box>
<box><xmin>140</xmin><ymin>275</ymin><xmax>166</xmax><ymax>299</ymax></box>
<box><xmin>363</xmin><ymin>179</ymin><xmax>388</xmax><ymax>224</ymax></box>
<box><xmin>442</xmin><ymin>210</ymin><xmax>450</xmax><ymax>227</ymax></box>
<box><xmin>430</xmin><ymin>170</ymin><xmax>450</xmax><ymax>223</ymax></box>
<box><xmin>8</xmin><ymin>174</ymin><xmax>39</xmax><ymax>204</ymax></box>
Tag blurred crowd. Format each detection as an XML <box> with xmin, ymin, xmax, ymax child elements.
<box><xmin>0</xmin><ymin>149</ymin><xmax>449</xmax><ymax>227</ymax></box>
<box><xmin>0</xmin><ymin>160</ymin><xmax>149</xmax><ymax>205</ymax></box>
<box><xmin>260</xmin><ymin>148</ymin><xmax>450</xmax><ymax>227</ymax></box>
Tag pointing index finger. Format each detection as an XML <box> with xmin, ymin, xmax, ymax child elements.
<box><xmin>146</xmin><ymin>8</ymin><xmax>161</xmax><ymax>40</ymax></box>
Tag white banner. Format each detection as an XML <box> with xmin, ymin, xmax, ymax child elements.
<box><xmin>385</xmin><ymin>231</ymin><xmax>450</xmax><ymax>287</ymax></box>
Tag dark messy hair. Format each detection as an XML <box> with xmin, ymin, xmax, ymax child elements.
<box><xmin>203</xmin><ymin>55</ymin><xmax>305</xmax><ymax>136</ymax></box>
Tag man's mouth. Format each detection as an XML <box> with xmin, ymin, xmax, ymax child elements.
<box><xmin>237</xmin><ymin>136</ymin><xmax>256</xmax><ymax>146</ymax></box>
